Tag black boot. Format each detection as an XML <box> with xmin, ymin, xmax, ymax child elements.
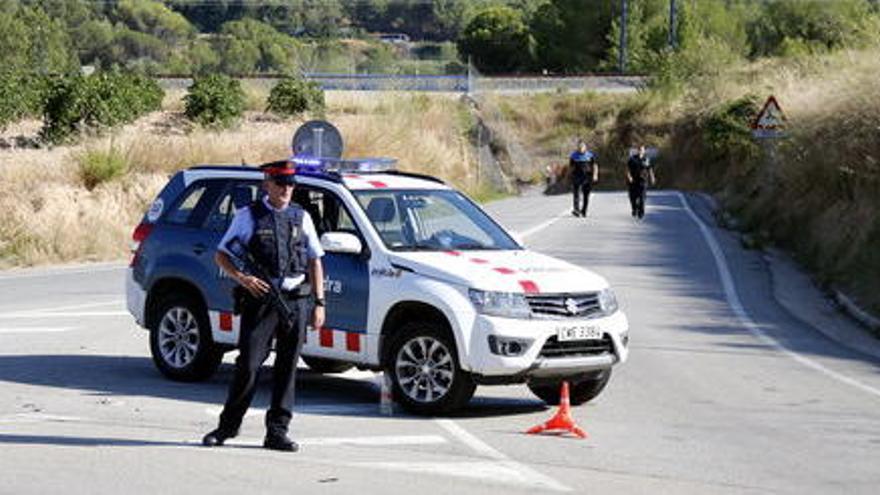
<box><xmin>202</xmin><ymin>428</ymin><xmax>237</xmax><ymax>447</ymax></box>
<box><xmin>263</xmin><ymin>433</ymin><xmax>299</xmax><ymax>452</ymax></box>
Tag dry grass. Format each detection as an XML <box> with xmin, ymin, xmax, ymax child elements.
<box><xmin>0</xmin><ymin>92</ymin><xmax>476</xmax><ymax>268</ymax></box>
<box><xmin>478</xmin><ymin>47</ymin><xmax>880</xmax><ymax>312</ymax></box>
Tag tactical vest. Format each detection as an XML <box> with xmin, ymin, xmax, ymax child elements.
<box><xmin>570</xmin><ymin>151</ymin><xmax>594</xmax><ymax>178</ymax></box>
<box><xmin>247</xmin><ymin>200</ymin><xmax>308</xmax><ymax>281</ymax></box>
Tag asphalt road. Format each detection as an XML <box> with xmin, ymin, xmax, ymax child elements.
<box><xmin>1</xmin><ymin>190</ymin><xmax>879</xmax><ymax>494</ymax></box>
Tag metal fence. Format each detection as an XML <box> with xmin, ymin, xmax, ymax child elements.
<box><xmin>156</xmin><ymin>73</ymin><xmax>645</xmax><ymax>94</ymax></box>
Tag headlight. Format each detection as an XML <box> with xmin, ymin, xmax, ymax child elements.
<box><xmin>468</xmin><ymin>289</ymin><xmax>532</xmax><ymax>319</ymax></box>
<box><xmin>598</xmin><ymin>288</ymin><xmax>619</xmax><ymax>316</ymax></box>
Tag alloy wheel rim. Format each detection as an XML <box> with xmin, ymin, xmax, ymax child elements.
<box><xmin>158</xmin><ymin>306</ymin><xmax>200</xmax><ymax>369</ymax></box>
<box><xmin>395</xmin><ymin>336</ymin><xmax>454</xmax><ymax>403</ymax></box>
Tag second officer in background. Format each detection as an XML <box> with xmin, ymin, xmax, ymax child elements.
<box><xmin>570</xmin><ymin>140</ymin><xmax>599</xmax><ymax>217</ymax></box>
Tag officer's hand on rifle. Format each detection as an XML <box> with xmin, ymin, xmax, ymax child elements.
<box><xmin>238</xmin><ymin>274</ymin><xmax>270</xmax><ymax>298</ymax></box>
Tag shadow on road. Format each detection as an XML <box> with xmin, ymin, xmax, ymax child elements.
<box><xmin>0</xmin><ymin>433</ymin><xmax>191</xmax><ymax>448</ymax></box>
<box><xmin>541</xmin><ymin>192</ymin><xmax>880</xmax><ymax>373</ymax></box>
<box><xmin>0</xmin><ymin>354</ymin><xmax>548</xmax><ymax>418</ymax></box>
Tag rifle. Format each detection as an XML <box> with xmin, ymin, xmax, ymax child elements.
<box><xmin>227</xmin><ymin>239</ymin><xmax>307</xmax><ymax>330</ymax></box>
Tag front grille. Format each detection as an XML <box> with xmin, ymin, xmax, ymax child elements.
<box><xmin>539</xmin><ymin>334</ymin><xmax>613</xmax><ymax>358</ymax></box>
<box><xmin>526</xmin><ymin>292</ymin><xmax>602</xmax><ymax>318</ymax></box>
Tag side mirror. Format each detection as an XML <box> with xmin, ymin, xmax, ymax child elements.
<box><xmin>321</xmin><ymin>232</ymin><xmax>362</xmax><ymax>255</ymax></box>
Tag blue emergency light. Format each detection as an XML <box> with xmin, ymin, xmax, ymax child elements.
<box><xmin>289</xmin><ymin>155</ymin><xmax>397</xmax><ymax>176</ymax></box>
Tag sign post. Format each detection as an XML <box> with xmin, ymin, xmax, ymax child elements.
<box><xmin>752</xmin><ymin>96</ymin><xmax>787</xmax><ymax>186</ymax></box>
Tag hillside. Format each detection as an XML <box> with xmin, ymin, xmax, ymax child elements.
<box><xmin>0</xmin><ymin>91</ymin><xmax>479</xmax><ymax>268</ymax></box>
<box><xmin>482</xmin><ymin>47</ymin><xmax>880</xmax><ymax>314</ymax></box>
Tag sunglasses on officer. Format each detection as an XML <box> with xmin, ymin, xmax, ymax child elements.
<box><xmin>271</xmin><ymin>177</ymin><xmax>296</xmax><ymax>188</ymax></box>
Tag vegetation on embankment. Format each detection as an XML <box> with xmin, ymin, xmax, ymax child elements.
<box><xmin>488</xmin><ymin>47</ymin><xmax>880</xmax><ymax>314</ymax></box>
<box><xmin>0</xmin><ymin>91</ymin><xmax>480</xmax><ymax>268</ymax></box>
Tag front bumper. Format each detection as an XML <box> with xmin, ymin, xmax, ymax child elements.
<box><xmin>466</xmin><ymin>310</ymin><xmax>629</xmax><ymax>378</ymax></box>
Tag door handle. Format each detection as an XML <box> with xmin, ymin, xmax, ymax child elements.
<box><xmin>193</xmin><ymin>243</ymin><xmax>208</xmax><ymax>255</ymax></box>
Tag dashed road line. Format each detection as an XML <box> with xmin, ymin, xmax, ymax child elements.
<box><xmin>434</xmin><ymin>419</ymin><xmax>571</xmax><ymax>492</ymax></box>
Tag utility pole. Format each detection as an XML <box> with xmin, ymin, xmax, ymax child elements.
<box><xmin>619</xmin><ymin>0</ymin><xmax>628</xmax><ymax>73</ymax></box>
<box><xmin>668</xmin><ymin>0</ymin><xmax>677</xmax><ymax>49</ymax></box>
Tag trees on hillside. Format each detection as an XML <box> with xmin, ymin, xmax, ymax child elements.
<box><xmin>457</xmin><ymin>5</ymin><xmax>533</xmax><ymax>73</ymax></box>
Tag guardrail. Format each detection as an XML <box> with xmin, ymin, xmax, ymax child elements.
<box><xmin>155</xmin><ymin>73</ymin><xmax>647</xmax><ymax>94</ymax></box>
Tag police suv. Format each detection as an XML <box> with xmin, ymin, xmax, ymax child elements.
<box><xmin>127</xmin><ymin>155</ymin><xmax>629</xmax><ymax>415</ymax></box>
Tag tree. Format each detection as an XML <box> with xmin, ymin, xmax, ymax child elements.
<box><xmin>112</xmin><ymin>0</ymin><xmax>195</xmax><ymax>45</ymax></box>
<box><xmin>457</xmin><ymin>5</ymin><xmax>533</xmax><ymax>73</ymax></box>
<box><xmin>0</xmin><ymin>3</ymin><xmax>77</xmax><ymax>73</ymax></box>
<box><xmin>530</xmin><ymin>0</ymin><xmax>615</xmax><ymax>73</ymax></box>
<box><xmin>218</xmin><ymin>18</ymin><xmax>304</xmax><ymax>74</ymax></box>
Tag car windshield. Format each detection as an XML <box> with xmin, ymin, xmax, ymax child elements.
<box><xmin>354</xmin><ymin>189</ymin><xmax>520</xmax><ymax>252</ymax></box>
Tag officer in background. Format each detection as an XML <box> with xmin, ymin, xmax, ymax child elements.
<box><xmin>626</xmin><ymin>145</ymin><xmax>656</xmax><ymax>219</ymax></box>
<box><xmin>202</xmin><ymin>160</ymin><xmax>325</xmax><ymax>452</ymax></box>
<box><xmin>570</xmin><ymin>140</ymin><xmax>599</xmax><ymax>217</ymax></box>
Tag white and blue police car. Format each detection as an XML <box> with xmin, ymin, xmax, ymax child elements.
<box><xmin>127</xmin><ymin>155</ymin><xmax>629</xmax><ymax>414</ymax></box>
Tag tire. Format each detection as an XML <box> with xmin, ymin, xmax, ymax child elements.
<box><xmin>528</xmin><ymin>369</ymin><xmax>612</xmax><ymax>406</ymax></box>
<box><xmin>303</xmin><ymin>356</ymin><xmax>354</xmax><ymax>374</ymax></box>
<box><xmin>149</xmin><ymin>293</ymin><xmax>222</xmax><ymax>382</ymax></box>
<box><xmin>385</xmin><ymin>320</ymin><xmax>475</xmax><ymax>416</ymax></box>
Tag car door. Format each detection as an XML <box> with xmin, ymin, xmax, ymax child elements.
<box><xmin>294</xmin><ymin>186</ymin><xmax>370</xmax><ymax>360</ymax></box>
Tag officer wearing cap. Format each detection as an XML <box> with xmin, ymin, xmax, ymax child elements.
<box><xmin>202</xmin><ymin>160</ymin><xmax>325</xmax><ymax>452</ymax></box>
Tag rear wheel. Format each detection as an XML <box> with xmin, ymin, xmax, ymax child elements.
<box><xmin>386</xmin><ymin>321</ymin><xmax>475</xmax><ymax>415</ymax></box>
<box><xmin>528</xmin><ymin>369</ymin><xmax>612</xmax><ymax>406</ymax></box>
<box><xmin>303</xmin><ymin>356</ymin><xmax>354</xmax><ymax>374</ymax></box>
<box><xmin>149</xmin><ymin>293</ymin><xmax>222</xmax><ymax>382</ymax></box>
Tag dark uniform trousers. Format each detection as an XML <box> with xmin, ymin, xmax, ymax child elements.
<box><xmin>218</xmin><ymin>294</ymin><xmax>309</xmax><ymax>437</ymax></box>
<box><xmin>628</xmin><ymin>180</ymin><xmax>647</xmax><ymax>217</ymax></box>
<box><xmin>572</xmin><ymin>177</ymin><xmax>593</xmax><ymax>216</ymax></box>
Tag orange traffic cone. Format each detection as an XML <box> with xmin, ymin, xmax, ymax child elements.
<box><xmin>525</xmin><ymin>381</ymin><xmax>588</xmax><ymax>439</ymax></box>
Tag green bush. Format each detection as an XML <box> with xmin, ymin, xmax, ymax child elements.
<box><xmin>0</xmin><ymin>71</ymin><xmax>52</xmax><ymax>130</ymax></box>
<box><xmin>41</xmin><ymin>71</ymin><xmax>164</xmax><ymax>143</ymax></box>
<box><xmin>703</xmin><ymin>95</ymin><xmax>761</xmax><ymax>162</ymax></box>
<box><xmin>77</xmin><ymin>147</ymin><xmax>129</xmax><ymax>190</ymax></box>
<box><xmin>266</xmin><ymin>77</ymin><xmax>325</xmax><ymax>118</ymax></box>
<box><xmin>183</xmin><ymin>74</ymin><xmax>245</xmax><ymax>128</ymax></box>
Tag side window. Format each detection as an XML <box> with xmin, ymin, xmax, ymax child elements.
<box><xmin>356</xmin><ymin>192</ymin><xmax>407</xmax><ymax>248</ymax></box>
<box><xmin>293</xmin><ymin>187</ymin><xmax>360</xmax><ymax>237</ymax></box>
<box><xmin>204</xmin><ymin>181</ymin><xmax>260</xmax><ymax>233</ymax></box>
<box><xmin>165</xmin><ymin>184</ymin><xmax>208</xmax><ymax>225</ymax></box>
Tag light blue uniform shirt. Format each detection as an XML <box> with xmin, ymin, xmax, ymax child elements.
<box><xmin>218</xmin><ymin>196</ymin><xmax>325</xmax><ymax>261</ymax></box>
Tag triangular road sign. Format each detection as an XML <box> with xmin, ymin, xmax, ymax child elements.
<box><xmin>752</xmin><ymin>96</ymin><xmax>786</xmax><ymax>130</ymax></box>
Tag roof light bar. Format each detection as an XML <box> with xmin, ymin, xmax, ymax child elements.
<box><xmin>289</xmin><ymin>156</ymin><xmax>397</xmax><ymax>175</ymax></box>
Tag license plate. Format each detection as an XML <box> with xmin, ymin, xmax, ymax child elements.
<box><xmin>557</xmin><ymin>325</ymin><xmax>603</xmax><ymax>342</ymax></box>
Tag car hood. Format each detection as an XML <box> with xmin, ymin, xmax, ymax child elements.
<box><xmin>388</xmin><ymin>249</ymin><xmax>609</xmax><ymax>294</ymax></box>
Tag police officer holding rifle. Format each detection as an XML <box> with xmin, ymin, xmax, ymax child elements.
<box><xmin>203</xmin><ymin>160</ymin><xmax>325</xmax><ymax>452</ymax></box>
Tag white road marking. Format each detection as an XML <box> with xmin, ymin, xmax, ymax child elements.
<box><xmin>0</xmin><ymin>311</ymin><xmax>129</xmax><ymax>319</ymax></box>
<box><xmin>677</xmin><ymin>192</ymin><xmax>880</xmax><ymax>399</ymax></box>
<box><xmin>354</xmin><ymin>461</ymin><xmax>568</xmax><ymax>491</ymax></box>
<box><xmin>515</xmin><ymin>208</ymin><xmax>571</xmax><ymax>240</ymax></box>
<box><xmin>435</xmin><ymin>419</ymin><xmax>571</xmax><ymax>492</ymax></box>
<box><xmin>0</xmin><ymin>327</ymin><xmax>76</xmax><ymax>334</ymax></box>
<box><xmin>0</xmin><ymin>300</ymin><xmax>127</xmax><ymax>320</ymax></box>
<box><xmin>0</xmin><ymin>413</ymin><xmax>84</xmax><ymax>424</ymax></box>
<box><xmin>301</xmin><ymin>435</ymin><xmax>447</xmax><ymax>447</ymax></box>
<box><xmin>0</xmin><ymin>264</ymin><xmax>124</xmax><ymax>281</ymax></box>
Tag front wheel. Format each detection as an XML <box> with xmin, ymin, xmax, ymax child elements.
<box><xmin>528</xmin><ymin>369</ymin><xmax>612</xmax><ymax>406</ymax></box>
<box><xmin>386</xmin><ymin>321</ymin><xmax>475</xmax><ymax>415</ymax></box>
<box><xmin>149</xmin><ymin>294</ymin><xmax>222</xmax><ymax>382</ymax></box>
